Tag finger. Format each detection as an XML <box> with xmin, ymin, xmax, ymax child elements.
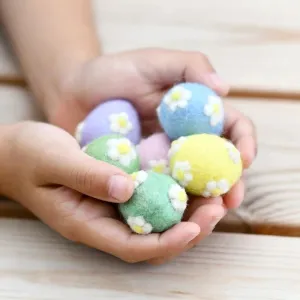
<box><xmin>71</xmin><ymin>217</ymin><xmax>200</xmax><ymax>263</ymax></box>
<box><xmin>223</xmin><ymin>179</ymin><xmax>245</xmax><ymax>209</ymax></box>
<box><xmin>183</xmin><ymin>196</ymin><xmax>224</xmax><ymax>220</ymax></box>
<box><xmin>39</xmin><ymin>148</ymin><xmax>135</xmax><ymax>203</ymax></box>
<box><xmin>224</xmin><ymin>103</ymin><xmax>257</xmax><ymax>168</ymax></box>
<box><xmin>137</xmin><ymin>48</ymin><xmax>230</xmax><ymax>97</ymax></box>
<box><xmin>32</xmin><ymin>187</ymin><xmax>201</xmax><ymax>263</ymax></box>
<box><xmin>185</xmin><ymin>202</ymin><xmax>226</xmax><ymax>238</ymax></box>
<box><xmin>148</xmin><ymin>203</ymin><xmax>226</xmax><ymax>265</ymax></box>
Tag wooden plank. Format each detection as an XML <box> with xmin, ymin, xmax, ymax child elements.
<box><xmin>0</xmin><ymin>219</ymin><xmax>300</xmax><ymax>299</ymax></box>
<box><xmin>1</xmin><ymin>0</ymin><xmax>300</xmax><ymax>93</ymax></box>
<box><xmin>0</xmin><ymin>199</ymin><xmax>33</xmax><ymax>219</ymax></box>
<box><xmin>0</xmin><ymin>85</ymin><xmax>44</xmax><ymax>124</ymax></box>
<box><xmin>227</xmin><ymin>97</ymin><xmax>300</xmax><ymax>236</ymax></box>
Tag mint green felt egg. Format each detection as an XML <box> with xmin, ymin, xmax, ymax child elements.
<box><xmin>83</xmin><ymin>134</ymin><xmax>140</xmax><ymax>173</ymax></box>
<box><xmin>118</xmin><ymin>170</ymin><xmax>188</xmax><ymax>234</ymax></box>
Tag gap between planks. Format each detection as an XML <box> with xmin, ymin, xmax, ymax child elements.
<box><xmin>0</xmin><ymin>77</ymin><xmax>300</xmax><ymax>101</ymax></box>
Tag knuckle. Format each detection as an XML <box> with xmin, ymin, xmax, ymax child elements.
<box><xmin>199</xmin><ymin>52</ymin><xmax>208</xmax><ymax>60</ymax></box>
<box><xmin>73</xmin><ymin>166</ymin><xmax>97</xmax><ymax>193</ymax></box>
<box><xmin>53</xmin><ymin>196</ymin><xmax>82</xmax><ymax>242</ymax></box>
<box><xmin>193</xmin><ymin>51</ymin><xmax>209</xmax><ymax>63</ymax></box>
<box><xmin>59</xmin><ymin>224</ymin><xmax>79</xmax><ymax>242</ymax></box>
<box><xmin>120</xmin><ymin>237</ymin><xmax>146</xmax><ymax>263</ymax></box>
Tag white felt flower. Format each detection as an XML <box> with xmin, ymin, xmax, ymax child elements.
<box><xmin>156</xmin><ymin>106</ymin><xmax>161</xmax><ymax>117</ymax></box>
<box><xmin>172</xmin><ymin>161</ymin><xmax>193</xmax><ymax>187</ymax></box>
<box><xmin>149</xmin><ymin>159</ymin><xmax>170</xmax><ymax>174</ymax></box>
<box><xmin>81</xmin><ymin>145</ymin><xmax>88</xmax><ymax>152</ymax></box>
<box><xmin>168</xmin><ymin>137</ymin><xmax>187</xmax><ymax>159</ymax></box>
<box><xmin>225</xmin><ymin>141</ymin><xmax>241</xmax><ymax>164</ymax></box>
<box><xmin>163</xmin><ymin>86</ymin><xmax>192</xmax><ymax>111</ymax></box>
<box><xmin>168</xmin><ymin>184</ymin><xmax>188</xmax><ymax>212</ymax></box>
<box><xmin>127</xmin><ymin>216</ymin><xmax>153</xmax><ymax>234</ymax></box>
<box><xmin>202</xmin><ymin>179</ymin><xmax>230</xmax><ymax>198</ymax></box>
<box><xmin>75</xmin><ymin>121</ymin><xmax>84</xmax><ymax>143</ymax></box>
<box><xmin>203</xmin><ymin>95</ymin><xmax>224</xmax><ymax>127</ymax></box>
<box><xmin>109</xmin><ymin>112</ymin><xmax>133</xmax><ymax>135</ymax></box>
<box><xmin>131</xmin><ymin>170</ymin><xmax>148</xmax><ymax>188</ymax></box>
<box><xmin>107</xmin><ymin>137</ymin><xmax>136</xmax><ymax>167</ymax></box>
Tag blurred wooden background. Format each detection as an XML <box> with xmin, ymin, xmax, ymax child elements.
<box><xmin>1</xmin><ymin>1</ymin><xmax>300</xmax><ymax>298</ymax></box>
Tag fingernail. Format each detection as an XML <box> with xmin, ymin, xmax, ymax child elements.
<box><xmin>184</xmin><ymin>225</ymin><xmax>201</xmax><ymax>244</ymax></box>
<box><xmin>210</xmin><ymin>216</ymin><xmax>222</xmax><ymax>231</ymax></box>
<box><xmin>204</xmin><ymin>73</ymin><xmax>230</xmax><ymax>95</ymax></box>
<box><xmin>108</xmin><ymin>175</ymin><xmax>132</xmax><ymax>202</ymax></box>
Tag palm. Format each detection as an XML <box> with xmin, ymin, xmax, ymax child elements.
<box><xmin>49</xmin><ymin>49</ymin><xmax>256</xmax><ymax>264</ymax></box>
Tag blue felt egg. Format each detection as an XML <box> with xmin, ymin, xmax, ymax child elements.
<box><xmin>156</xmin><ymin>82</ymin><xmax>224</xmax><ymax>140</ymax></box>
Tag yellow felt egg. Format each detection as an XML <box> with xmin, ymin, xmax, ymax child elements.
<box><xmin>168</xmin><ymin>134</ymin><xmax>242</xmax><ymax>197</ymax></box>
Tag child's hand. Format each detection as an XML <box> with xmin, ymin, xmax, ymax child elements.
<box><xmin>45</xmin><ymin>48</ymin><xmax>256</xmax><ymax>264</ymax></box>
<box><xmin>51</xmin><ymin>48</ymin><xmax>256</xmax><ymax>209</ymax></box>
<box><xmin>2</xmin><ymin>121</ymin><xmax>227</xmax><ymax>263</ymax></box>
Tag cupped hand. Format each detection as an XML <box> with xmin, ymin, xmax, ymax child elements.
<box><xmin>3</xmin><ymin>121</ymin><xmax>228</xmax><ymax>263</ymax></box>
<box><xmin>47</xmin><ymin>48</ymin><xmax>256</xmax><ymax>263</ymax></box>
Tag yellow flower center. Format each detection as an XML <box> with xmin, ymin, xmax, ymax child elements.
<box><xmin>171</xmin><ymin>90</ymin><xmax>182</xmax><ymax>102</ymax></box>
<box><xmin>176</xmin><ymin>169</ymin><xmax>185</xmax><ymax>182</ymax></box>
<box><xmin>212</xmin><ymin>103</ymin><xmax>220</xmax><ymax>113</ymax></box>
<box><xmin>211</xmin><ymin>188</ymin><xmax>222</xmax><ymax>197</ymax></box>
<box><xmin>152</xmin><ymin>164</ymin><xmax>164</xmax><ymax>173</ymax></box>
<box><xmin>131</xmin><ymin>172</ymin><xmax>137</xmax><ymax>181</ymax></box>
<box><xmin>132</xmin><ymin>225</ymin><xmax>144</xmax><ymax>234</ymax></box>
<box><xmin>117</xmin><ymin>117</ymin><xmax>128</xmax><ymax>128</ymax></box>
<box><xmin>178</xmin><ymin>190</ymin><xmax>187</xmax><ymax>202</ymax></box>
<box><xmin>117</xmin><ymin>142</ymin><xmax>131</xmax><ymax>154</ymax></box>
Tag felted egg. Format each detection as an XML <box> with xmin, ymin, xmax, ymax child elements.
<box><xmin>169</xmin><ymin>134</ymin><xmax>242</xmax><ymax>197</ymax></box>
<box><xmin>83</xmin><ymin>134</ymin><xmax>140</xmax><ymax>174</ymax></box>
<box><xmin>75</xmin><ymin>99</ymin><xmax>141</xmax><ymax>147</ymax></box>
<box><xmin>137</xmin><ymin>133</ymin><xmax>171</xmax><ymax>174</ymax></box>
<box><xmin>119</xmin><ymin>170</ymin><xmax>188</xmax><ymax>234</ymax></box>
<box><xmin>157</xmin><ymin>82</ymin><xmax>224</xmax><ymax>140</ymax></box>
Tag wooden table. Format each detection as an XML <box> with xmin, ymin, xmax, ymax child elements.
<box><xmin>1</xmin><ymin>219</ymin><xmax>300</xmax><ymax>300</ymax></box>
<box><xmin>1</xmin><ymin>1</ymin><xmax>300</xmax><ymax>298</ymax></box>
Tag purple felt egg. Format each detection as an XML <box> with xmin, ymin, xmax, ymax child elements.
<box><xmin>75</xmin><ymin>99</ymin><xmax>141</xmax><ymax>147</ymax></box>
<box><xmin>137</xmin><ymin>133</ymin><xmax>171</xmax><ymax>175</ymax></box>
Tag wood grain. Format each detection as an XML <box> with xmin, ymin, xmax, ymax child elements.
<box><xmin>227</xmin><ymin>97</ymin><xmax>300</xmax><ymax>236</ymax></box>
<box><xmin>0</xmin><ymin>219</ymin><xmax>300</xmax><ymax>299</ymax></box>
<box><xmin>1</xmin><ymin>0</ymin><xmax>300</xmax><ymax>93</ymax></box>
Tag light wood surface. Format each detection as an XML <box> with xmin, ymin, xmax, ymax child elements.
<box><xmin>1</xmin><ymin>0</ymin><xmax>300</xmax><ymax>94</ymax></box>
<box><xmin>0</xmin><ymin>219</ymin><xmax>300</xmax><ymax>300</ymax></box>
<box><xmin>0</xmin><ymin>85</ymin><xmax>44</xmax><ymax>124</ymax></box>
<box><xmin>227</xmin><ymin>98</ymin><xmax>300</xmax><ymax>235</ymax></box>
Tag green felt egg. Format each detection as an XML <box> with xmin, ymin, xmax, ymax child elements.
<box><xmin>118</xmin><ymin>170</ymin><xmax>188</xmax><ymax>234</ymax></box>
<box><xmin>83</xmin><ymin>134</ymin><xmax>140</xmax><ymax>173</ymax></box>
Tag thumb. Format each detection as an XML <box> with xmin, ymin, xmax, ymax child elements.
<box><xmin>43</xmin><ymin>148</ymin><xmax>135</xmax><ymax>203</ymax></box>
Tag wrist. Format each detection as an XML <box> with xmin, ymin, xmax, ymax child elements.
<box><xmin>30</xmin><ymin>49</ymin><xmax>99</xmax><ymax>123</ymax></box>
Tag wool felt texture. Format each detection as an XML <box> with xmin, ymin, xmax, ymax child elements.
<box><xmin>157</xmin><ymin>82</ymin><xmax>224</xmax><ymax>140</ymax></box>
<box><xmin>75</xmin><ymin>99</ymin><xmax>141</xmax><ymax>147</ymax></box>
<box><xmin>137</xmin><ymin>133</ymin><xmax>171</xmax><ymax>174</ymax></box>
<box><xmin>118</xmin><ymin>171</ymin><xmax>188</xmax><ymax>234</ymax></box>
<box><xmin>83</xmin><ymin>134</ymin><xmax>140</xmax><ymax>174</ymax></box>
<box><xmin>169</xmin><ymin>134</ymin><xmax>242</xmax><ymax>197</ymax></box>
